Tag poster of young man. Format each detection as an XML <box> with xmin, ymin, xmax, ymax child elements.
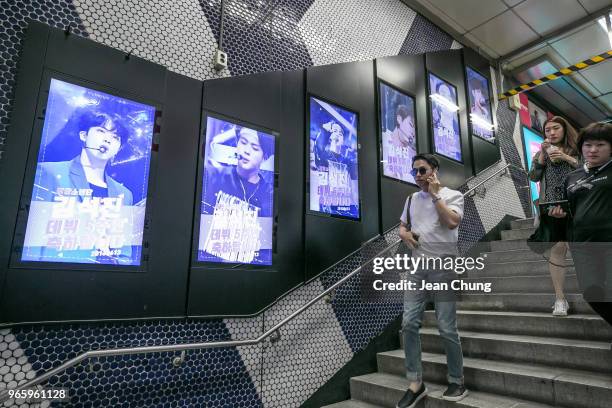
<box><xmin>466</xmin><ymin>67</ymin><xmax>494</xmax><ymax>142</ymax></box>
<box><xmin>429</xmin><ymin>73</ymin><xmax>462</xmax><ymax>162</ymax></box>
<box><xmin>198</xmin><ymin>116</ymin><xmax>276</xmax><ymax>266</ymax></box>
<box><xmin>379</xmin><ymin>82</ymin><xmax>417</xmax><ymax>184</ymax></box>
<box><xmin>21</xmin><ymin>78</ymin><xmax>156</xmax><ymax>266</ymax></box>
<box><xmin>528</xmin><ymin>100</ymin><xmax>547</xmax><ymax>133</ymax></box>
<box><xmin>309</xmin><ymin>96</ymin><xmax>360</xmax><ymax>220</ymax></box>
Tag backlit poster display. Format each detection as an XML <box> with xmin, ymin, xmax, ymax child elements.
<box><xmin>21</xmin><ymin>78</ymin><xmax>156</xmax><ymax>266</ymax></box>
<box><xmin>309</xmin><ymin>96</ymin><xmax>360</xmax><ymax>220</ymax></box>
<box><xmin>198</xmin><ymin>116</ymin><xmax>276</xmax><ymax>266</ymax></box>
<box><xmin>379</xmin><ymin>82</ymin><xmax>417</xmax><ymax>183</ymax></box>
<box><xmin>428</xmin><ymin>73</ymin><xmax>462</xmax><ymax>162</ymax></box>
<box><xmin>466</xmin><ymin>67</ymin><xmax>495</xmax><ymax>142</ymax></box>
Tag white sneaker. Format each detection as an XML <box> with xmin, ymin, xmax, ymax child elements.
<box><xmin>552</xmin><ymin>299</ymin><xmax>569</xmax><ymax>316</ymax></box>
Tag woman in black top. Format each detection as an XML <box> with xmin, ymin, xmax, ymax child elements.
<box><xmin>528</xmin><ymin>116</ymin><xmax>579</xmax><ymax>316</ymax></box>
<box><xmin>550</xmin><ymin>122</ymin><xmax>612</xmax><ymax>323</ymax></box>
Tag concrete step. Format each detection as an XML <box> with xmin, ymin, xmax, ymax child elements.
<box><xmin>350</xmin><ymin>372</ymin><xmax>557</xmax><ymax>408</ymax></box>
<box><xmin>490</xmin><ymin>239</ymin><xmax>530</xmax><ymax>252</ymax></box>
<box><xmin>475</xmin><ymin>259</ymin><xmax>574</xmax><ymax>278</ymax></box>
<box><xmin>322</xmin><ymin>400</ymin><xmax>381</xmax><ymax>408</ymax></box>
<box><xmin>377</xmin><ymin>350</ymin><xmax>612</xmax><ymax>408</ymax></box>
<box><xmin>410</xmin><ymin>328</ymin><xmax>612</xmax><ymax>373</ymax></box>
<box><xmin>511</xmin><ymin>218</ymin><xmax>536</xmax><ymax>230</ymax></box>
<box><xmin>422</xmin><ymin>310</ymin><xmax>612</xmax><ymax>342</ymax></box>
<box><xmin>457</xmin><ymin>293</ymin><xmax>595</xmax><ymax>314</ymax></box>
<box><xmin>480</xmin><ymin>249</ymin><xmax>571</xmax><ymax>264</ymax></box>
<box><xmin>458</xmin><ymin>274</ymin><xmax>579</xmax><ymax>293</ymax></box>
<box><xmin>501</xmin><ymin>227</ymin><xmax>535</xmax><ymax>241</ymax></box>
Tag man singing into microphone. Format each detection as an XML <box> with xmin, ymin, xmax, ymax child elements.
<box><xmin>33</xmin><ymin>110</ymin><xmax>133</xmax><ymax>204</ymax></box>
<box><xmin>199</xmin><ymin>124</ymin><xmax>275</xmax><ymax>265</ymax></box>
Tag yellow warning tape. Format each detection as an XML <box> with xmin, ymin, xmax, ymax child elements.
<box><xmin>499</xmin><ymin>50</ymin><xmax>612</xmax><ymax>100</ymax></box>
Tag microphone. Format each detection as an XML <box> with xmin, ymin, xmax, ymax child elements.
<box><xmin>85</xmin><ymin>145</ymin><xmax>108</xmax><ymax>153</ymax></box>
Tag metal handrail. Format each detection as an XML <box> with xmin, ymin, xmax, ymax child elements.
<box><xmin>0</xmin><ymin>238</ymin><xmax>401</xmax><ymax>402</ymax></box>
<box><xmin>463</xmin><ymin>162</ymin><xmax>530</xmax><ymax>198</ymax></box>
<box><xmin>1</xmin><ymin>161</ymin><xmax>533</xmax><ymax>402</ymax></box>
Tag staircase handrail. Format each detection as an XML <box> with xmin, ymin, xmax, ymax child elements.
<box><xmin>0</xmin><ymin>163</ymin><xmax>532</xmax><ymax>402</ymax></box>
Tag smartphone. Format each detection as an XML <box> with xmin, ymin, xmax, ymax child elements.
<box><xmin>539</xmin><ymin>200</ymin><xmax>569</xmax><ymax>215</ymax></box>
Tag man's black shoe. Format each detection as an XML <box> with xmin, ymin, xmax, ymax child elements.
<box><xmin>442</xmin><ymin>383</ymin><xmax>468</xmax><ymax>401</ymax></box>
<box><xmin>396</xmin><ymin>383</ymin><xmax>427</xmax><ymax>408</ymax></box>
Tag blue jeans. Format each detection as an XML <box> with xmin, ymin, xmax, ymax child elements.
<box><xmin>401</xmin><ymin>269</ymin><xmax>464</xmax><ymax>385</ymax></box>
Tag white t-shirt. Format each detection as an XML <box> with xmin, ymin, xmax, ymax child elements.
<box><xmin>399</xmin><ymin>187</ymin><xmax>464</xmax><ymax>257</ymax></box>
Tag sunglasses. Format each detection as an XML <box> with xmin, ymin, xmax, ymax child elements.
<box><xmin>410</xmin><ymin>167</ymin><xmax>430</xmax><ymax>177</ymax></box>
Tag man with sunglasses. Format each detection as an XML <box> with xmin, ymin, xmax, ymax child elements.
<box><xmin>396</xmin><ymin>153</ymin><xmax>467</xmax><ymax>408</ymax></box>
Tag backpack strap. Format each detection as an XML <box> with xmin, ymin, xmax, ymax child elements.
<box><xmin>405</xmin><ymin>193</ymin><xmax>413</xmax><ymax>229</ymax></box>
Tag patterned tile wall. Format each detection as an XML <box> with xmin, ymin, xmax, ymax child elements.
<box><xmin>0</xmin><ymin>0</ymin><xmax>529</xmax><ymax>407</ymax></box>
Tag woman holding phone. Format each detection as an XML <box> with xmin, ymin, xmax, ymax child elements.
<box><xmin>528</xmin><ymin>116</ymin><xmax>579</xmax><ymax>316</ymax></box>
<box><xmin>550</xmin><ymin>122</ymin><xmax>612</xmax><ymax>324</ymax></box>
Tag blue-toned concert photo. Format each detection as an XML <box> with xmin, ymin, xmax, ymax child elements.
<box><xmin>198</xmin><ymin>116</ymin><xmax>276</xmax><ymax>266</ymax></box>
<box><xmin>309</xmin><ymin>96</ymin><xmax>360</xmax><ymax>220</ymax></box>
<box><xmin>466</xmin><ymin>67</ymin><xmax>494</xmax><ymax>142</ymax></box>
<box><xmin>21</xmin><ymin>78</ymin><xmax>156</xmax><ymax>266</ymax></box>
<box><xmin>429</xmin><ymin>73</ymin><xmax>462</xmax><ymax>161</ymax></box>
<box><xmin>380</xmin><ymin>82</ymin><xmax>417</xmax><ymax>184</ymax></box>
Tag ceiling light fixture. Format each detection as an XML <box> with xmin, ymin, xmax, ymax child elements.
<box><xmin>596</xmin><ymin>12</ymin><xmax>612</xmax><ymax>48</ymax></box>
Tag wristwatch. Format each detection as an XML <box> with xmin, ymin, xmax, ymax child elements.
<box><xmin>431</xmin><ymin>194</ymin><xmax>442</xmax><ymax>204</ymax></box>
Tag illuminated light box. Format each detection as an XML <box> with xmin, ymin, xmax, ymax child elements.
<box><xmin>379</xmin><ymin>81</ymin><xmax>417</xmax><ymax>184</ymax></box>
<box><xmin>308</xmin><ymin>96</ymin><xmax>360</xmax><ymax>220</ymax></box>
<box><xmin>428</xmin><ymin>73</ymin><xmax>462</xmax><ymax>162</ymax></box>
<box><xmin>198</xmin><ymin>116</ymin><xmax>276</xmax><ymax>266</ymax></box>
<box><xmin>20</xmin><ymin>78</ymin><xmax>156</xmax><ymax>266</ymax></box>
<box><xmin>522</xmin><ymin>126</ymin><xmax>544</xmax><ymax>212</ymax></box>
<box><xmin>466</xmin><ymin>67</ymin><xmax>495</xmax><ymax>143</ymax></box>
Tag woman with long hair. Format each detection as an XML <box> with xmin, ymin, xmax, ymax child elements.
<box><xmin>528</xmin><ymin>116</ymin><xmax>579</xmax><ymax>316</ymax></box>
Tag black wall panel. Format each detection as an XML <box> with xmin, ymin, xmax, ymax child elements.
<box><xmin>463</xmin><ymin>48</ymin><xmax>501</xmax><ymax>174</ymax></box>
<box><xmin>1</xmin><ymin>22</ymin><xmax>497</xmax><ymax>323</ymax></box>
<box><xmin>0</xmin><ymin>23</ymin><xmax>196</xmax><ymax>323</ymax></box>
<box><xmin>187</xmin><ymin>70</ymin><xmax>305</xmax><ymax>316</ymax></box>
<box><xmin>305</xmin><ymin>61</ymin><xmax>379</xmax><ymax>279</ymax></box>
<box><xmin>375</xmin><ymin>54</ymin><xmax>425</xmax><ymax>231</ymax></box>
<box><xmin>426</xmin><ymin>50</ymin><xmax>472</xmax><ymax>188</ymax></box>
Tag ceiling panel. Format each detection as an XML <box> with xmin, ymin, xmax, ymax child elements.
<box><xmin>503</xmin><ymin>0</ymin><xmax>527</xmax><ymax>6</ymax></box>
<box><xmin>470</xmin><ymin>10</ymin><xmax>539</xmax><ymax>55</ymax></box>
<box><xmin>514</xmin><ymin>0</ymin><xmax>588</xmax><ymax>36</ymax></box>
<box><xmin>579</xmin><ymin>60</ymin><xmax>612</xmax><ymax>93</ymax></box>
<box><xmin>577</xmin><ymin>0</ymin><xmax>612</xmax><ymax>13</ymax></box>
<box><xmin>463</xmin><ymin>32</ymin><xmax>501</xmax><ymax>58</ymax></box>
<box><xmin>505</xmin><ymin>43</ymin><xmax>551</xmax><ymax>70</ymax></box>
<box><xmin>548</xmin><ymin>78</ymin><xmax>608</xmax><ymax>119</ymax></box>
<box><xmin>423</xmin><ymin>0</ymin><xmax>508</xmax><ymax>31</ymax></box>
<box><xmin>531</xmin><ymin>86</ymin><xmax>595</xmax><ymax>126</ymax></box>
<box><xmin>514</xmin><ymin>59</ymin><xmax>558</xmax><ymax>83</ymax></box>
<box><xmin>573</xmin><ymin>72</ymin><xmax>607</xmax><ymax>96</ymax></box>
<box><xmin>550</xmin><ymin>21</ymin><xmax>611</xmax><ymax>64</ymax></box>
<box><xmin>597</xmin><ymin>93</ymin><xmax>612</xmax><ymax>111</ymax></box>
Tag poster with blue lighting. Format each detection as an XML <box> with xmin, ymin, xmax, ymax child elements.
<box><xmin>309</xmin><ymin>96</ymin><xmax>360</xmax><ymax>220</ymax></box>
<box><xmin>428</xmin><ymin>73</ymin><xmax>462</xmax><ymax>161</ymax></box>
<box><xmin>21</xmin><ymin>78</ymin><xmax>156</xmax><ymax>266</ymax></box>
<box><xmin>198</xmin><ymin>116</ymin><xmax>276</xmax><ymax>266</ymax></box>
<box><xmin>522</xmin><ymin>126</ymin><xmax>544</xmax><ymax>211</ymax></box>
<box><xmin>379</xmin><ymin>82</ymin><xmax>417</xmax><ymax>184</ymax></box>
<box><xmin>466</xmin><ymin>67</ymin><xmax>494</xmax><ymax>142</ymax></box>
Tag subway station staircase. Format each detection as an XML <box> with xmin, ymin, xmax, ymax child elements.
<box><xmin>323</xmin><ymin>218</ymin><xmax>612</xmax><ymax>408</ymax></box>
